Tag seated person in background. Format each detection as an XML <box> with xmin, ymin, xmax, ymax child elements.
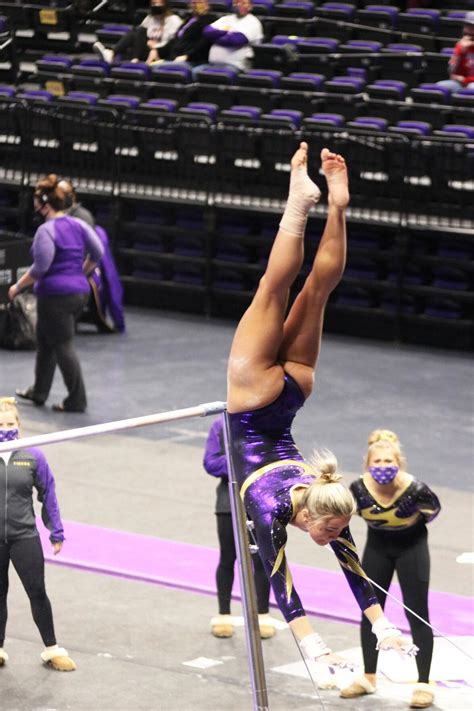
<box><xmin>57</xmin><ymin>178</ymin><xmax>95</xmax><ymax>229</ymax></box>
<box><xmin>156</xmin><ymin>0</ymin><xmax>212</xmax><ymax>64</ymax></box>
<box><xmin>93</xmin><ymin>0</ymin><xmax>182</xmax><ymax>65</ymax></box>
<box><xmin>436</xmin><ymin>11</ymin><xmax>474</xmax><ymax>94</ymax></box>
<box><xmin>201</xmin><ymin>0</ymin><xmax>263</xmax><ymax>72</ymax></box>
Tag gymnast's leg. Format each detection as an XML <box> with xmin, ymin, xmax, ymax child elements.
<box><xmin>227</xmin><ymin>142</ymin><xmax>321</xmax><ymax>414</ymax></box>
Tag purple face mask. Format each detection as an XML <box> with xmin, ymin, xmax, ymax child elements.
<box><xmin>0</xmin><ymin>429</ymin><xmax>19</xmax><ymax>442</ymax></box>
<box><xmin>369</xmin><ymin>465</ymin><xmax>398</xmax><ymax>485</ymax></box>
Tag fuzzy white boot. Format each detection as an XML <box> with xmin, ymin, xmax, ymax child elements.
<box><xmin>410</xmin><ymin>682</ymin><xmax>434</xmax><ymax>708</ymax></box>
<box><xmin>41</xmin><ymin>645</ymin><xmax>76</xmax><ymax>671</ymax></box>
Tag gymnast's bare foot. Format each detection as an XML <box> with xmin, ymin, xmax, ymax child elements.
<box><xmin>321</xmin><ymin>148</ymin><xmax>349</xmax><ymax>209</ymax></box>
<box><xmin>289</xmin><ymin>142</ymin><xmax>321</xmax><ymax>204</ymax></box>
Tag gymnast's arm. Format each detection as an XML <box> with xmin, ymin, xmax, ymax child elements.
<box><xmin>330</xmin><ymin>527</ymin><xmax>413</xmax><ymax>652</ymax></box>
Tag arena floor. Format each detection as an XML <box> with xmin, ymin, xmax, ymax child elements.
<box><xmin>0</xmin><ymin>307</ymin><xmax>472</xmax><ymax>711</ymax></box>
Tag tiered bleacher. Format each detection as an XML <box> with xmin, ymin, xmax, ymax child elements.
<box><xmin>0</xmin><ymin>0</ymin><xmax>473</xmax><ymax>349</ymax></box>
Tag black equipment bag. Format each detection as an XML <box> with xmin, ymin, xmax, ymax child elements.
<box><xmin>0</xmin><ymin>292</ymin><xmax>37</xmax><ymax>350</ymax></box>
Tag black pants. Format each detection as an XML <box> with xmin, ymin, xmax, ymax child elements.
<box><xmin>113</xmin><ymin>27</ymin><xmax>149</xmax><ymax>62</ymax></box>
<box><xmin>216</xmin><ymin>513</ymin><xmax>271</xmax><ymax>615</ymax></box>
<box><xmin>360</xmin><ymin>525</ymin><xmax>433</xmax><ymax>683</ymax></box>
<box><xmin>33</xmin><ymin>293</ymin><xmax>87</xmax><ymax>411</ymax></box>
<box><xmin>0</xmin><ymin>536</ymin><xmax>56</xmax><ymax>647</ymax></box>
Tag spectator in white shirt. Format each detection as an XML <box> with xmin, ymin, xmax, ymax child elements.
<box><xmin>201</xmin><ymin>0</ymin><xmax>263</xmax><ymax>72</ymax></box>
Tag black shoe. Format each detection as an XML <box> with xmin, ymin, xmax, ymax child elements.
<box><xmin>52</xmin><ymin>403</ymin><xmax>86</xmax><ymax>413</ymax></box>
<box><xmin>16</xmin><ymin>388</ymin><xmax>45</xmax><ymax>406</ymax></box>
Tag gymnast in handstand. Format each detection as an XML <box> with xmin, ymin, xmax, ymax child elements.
<box><xmin>226</xmin><ymin>142</ymin><xmax>416</xmax><ymax>676</ymax></box>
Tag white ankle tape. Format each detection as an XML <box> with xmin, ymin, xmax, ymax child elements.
<box><xmin>279</xmin><ymin>168</ymin><xmax>321</xmax><ymax>237</ymax></box>
<box><xmin>299</xmin><ymin>632</ymin><xmax>332</xmax><ymax>660</ymax></box>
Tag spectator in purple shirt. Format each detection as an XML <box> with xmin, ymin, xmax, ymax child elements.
<box><xmin>0</xmin><ymin>397</ymin><xmax>76</xmax><ymax>671</ymax></box>
<box><xmin>9</xmin><ymin>175</ymin><xmax>104</xmax><ymax>413</ymax></box>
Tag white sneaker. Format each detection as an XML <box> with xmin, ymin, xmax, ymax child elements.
<box><xmin>93</xmin><ymin>41</ymin><xmax>114</xmax><ymax>64</ymax></box>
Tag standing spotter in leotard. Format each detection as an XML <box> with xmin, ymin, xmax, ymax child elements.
<box><xmin>226</xmin><ymin>143</ymin><xmax>417</xmax><ymax>681</ymax></box>
<box><xmin>340</xmin><ymin>430</ymin><xmax>440</xmax><ymax>709</ymax></box>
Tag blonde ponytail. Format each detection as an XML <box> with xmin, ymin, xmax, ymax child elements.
<box><xmin>301</xmin><ymin>449</ymin><xmax>356</xmax><ymax>521</ymax></box>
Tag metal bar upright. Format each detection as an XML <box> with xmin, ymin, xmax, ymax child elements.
<box><xmin>223</xmin><ymin>411</ymin><xmax>269</xmax><ymax>711</ymax></box>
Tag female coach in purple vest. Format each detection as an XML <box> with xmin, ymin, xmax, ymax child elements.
<box><xmin>8</xmin><ymin>175</ymin><xmax>104</xmax><ymax>413</ymax></box>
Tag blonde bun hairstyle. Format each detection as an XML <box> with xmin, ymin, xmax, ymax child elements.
<box><xmin>300</xmin><ymin>449</ymin><xmax>356</xmax><ymax>522</ymax></box>
<box><xmin>365</xmin><ymin>429</ymin><xmax>406</xmax><ymax>471</ymax></box>
<box><xmin>367</xmin><ymin>428</ymin><xmax>400</xmax><ymax>446</ymax></box>
<box><xmin>0</xmin><ymin>397</ymin><xmax>20</xmax><ymax>427</ymax></box>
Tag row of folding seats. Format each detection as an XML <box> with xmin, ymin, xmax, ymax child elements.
<box><xmin>24</xmin><ymin>53</ymin><xmax>474</xmax><ymax>128</ymax></box>
<box><xmin>3</xmin><ymin>83</ymin><xmax>472</xmax><ymax>141</ymax></box>
<box><xmin>4</xmin><ymin>75</ymin><xmax>473</xmax><ymax>132</ymax></box>
<box><xmin>32</xmin><ymin>52</ymin><xmax>472</xmax><ymax>103</ymax></box>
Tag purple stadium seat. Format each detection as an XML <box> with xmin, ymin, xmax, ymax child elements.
<box><xmin>347</xmin><ymin>116</ymin><xmax>388</xmax><ymax>131</ymax></box>
<box><xmin>60</xmin><ymin>91</ymin><xmax>100</xmax><ymax>105</ymax></box>
<box><xmin>193</xmin><ymin>66</ymin><xmax>238</xmax><ymax>85</ymax></box>
<box><xmin>37</xmin><ymin>55</ymin><xmax>73</xmax><ymax>71</ymax></box>
<box><xmin>72</xmin><ymin>59</ymin><xmax>110</xmax><ymax>77</ymax></box>
<box><xmin>366</xmin><ymin>79</ymin><xmax>407</xmax><ymax>100</ymax></box>
<box><xmin>17</xmin><ymin>90</ymin><xmax>54</xmax><ymax>102</ymax></box>
<box><xmin>252</xmin><ymin>0</ymin><xmax>275</xmax><ymax>13</ymax></box>
<box><xmin>324</xmin><ymin>75</ymin><xmax>366</xmax><ymax>93</ymax></box>
<box><xmin>100</xmin><ymin>94</ymin><xmax>141</xmax><ymax>109</ymax></box>
<box><xmin>274</xmin><ymin>1</ymin><xmax>314</xmax><ymax>17</ymax></box>
<box><xmin>437</xmin><ymin>125</ymin><xmax>474</xmax><ymax>138</ymax></box>
<box><xmin>111</xmin><ymin>62</ymin><xmax>151</xmax><ymax>81</ymax></box>
<box><xmin>389</xmin><ymin>120</ymin><xmax>431</xmax><ymax>136</ymax></box>
<box><xmin>307</xmin><ymin>112</ymin><xmax>344</xmax><ymax>126</ymax></box>
<box><xmin>181</xmin><ymin>102</ymin><xmax>219</xmax><ymax>121</ymax></box>
<box><xmin>0</xmin><ymin>85</ymin><xmax>15</xmax><ymax>97</ymax></box>
<box><xmin>152</xmin><ymin>64</ymin><xmax>193</xmax><ymax>84</ymax></box>
<box><xmin>237</xmin><ymin>69</ymin><xmax>282</xmax><ymax>87</ymax></box>
<box><xmin>220</xmin><ymin>105</ymin><xmax>262</xmax><ymax>120</ymax></box>
<box><xmin>410</xmin><ymin>83</ymin><xmax>452</xmax><ymax>104</ymax></box>
<box><xmin>365</xmin><ymin>5</ymin><xmax>398</xmax><ymax>21</ymax></box>
<box><xmin>297</xmin><ymin>38</ymin><xmax>340</xmax><ymax>55</ymax></box>
<box><xmin>384</xmin><ymin>43</ymin><xmax>423</xmax><ymax>53</ymax></box>
<box><xmin>271</xmin><ymin>35</ymin><xmax>300</xmax><ymax>46</ymax></box>
<box><xmin>281</xmin><ymin>72</ymin><xmax>325</xmax><ymax>90</ymax></box>
<box><xmin>319</xmin><ymin>2</ymin><xmax>356</xmax><ymax>18</ymax></box>
<box><xmin>344</xmin><ymin>39</ymin><xmax>382</xmax><ymax>52</ymax></box>
<box><xmin>261</xmin><ymin>109</ymin><xmax>303</xmax><ymax>127</ymax></box>
<box><xmin>140</xmin><ymin>99</ymin><xmax>178</xmax><ymax>112</ymax></box>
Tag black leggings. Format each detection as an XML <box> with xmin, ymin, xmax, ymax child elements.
<box><xmin>34</xmin><ymin>293</ymin><xmax>88</xmax><ymax>411</ymax></box>
<box><xmin>216</xmin><ymin>513</ymin><xmax>271</xmax><ymax>615</ymax></box>
<box><xmin>0</xmin><ymin>536</ymin><xmax>56</xmax><ymax>647</ymax></box>
<box><xmin>360</xmin><ymin>525</ymin><xmax>433</xmax><ymax>683</ymax></box>
<box><xmin>113</xmin><ymin>27</ymin><xmax>150</xmax><ymax>62</ymax></box>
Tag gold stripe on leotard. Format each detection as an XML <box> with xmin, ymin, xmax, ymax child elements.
<box><xmin>336</xmin><ymin>547</ymin><xmax>370</xmax><ymax>580</ymax></box>
<box><xmin>360</xmin><ymin>507</ymin><xmax>420</xmax><ymax>528</ymax></box>
<box><xmin>270</xmin><ymin>543</ymin><xmax>295</xmax><ymax>603</ymax></box>
<box><xmin>240</xmin><ymin>458</ymin><xmax>315</xmax><ymax>500</ymax></box>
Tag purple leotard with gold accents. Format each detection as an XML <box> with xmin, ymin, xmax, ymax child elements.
<box><xmin>228</xmin><ymin>373</ymin><xmax>378</xmax><ymax>623</ymax></box>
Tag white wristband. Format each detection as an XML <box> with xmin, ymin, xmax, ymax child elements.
<box><xmin>372</xmin><ymin>616</ymin><xmax>402</xmax><ymax>649</ymax></box>
<box><xmin>299</xmin><ymin>633</ymin><xmax>332</xmax><ymax>660</ymax></box>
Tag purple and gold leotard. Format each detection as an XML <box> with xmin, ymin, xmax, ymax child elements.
<box><xmin>350</xmin><ymin>477</ymin><xmax>441</xmax><ymax>532</ymax></box>
<box><xmin>228</xmin><ymin>373</ymin><xmax>378</xmax><ymax>623</ymax></box>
